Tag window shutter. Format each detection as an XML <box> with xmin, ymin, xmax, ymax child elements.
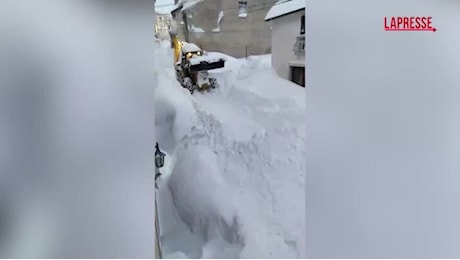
<box><xmin>300</xmin><ymin>15</ymin><xmax>305</xmax><ymax>35</ymax></box>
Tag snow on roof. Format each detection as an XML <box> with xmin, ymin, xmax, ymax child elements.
<box><xmin>181</xmin><ymin>0</ymin><xmax>202</xmax><ymax>12</ymax></box>
<box><xmin>264</xmin><ymin>0</ymin><xmax>305</xmax><ymax>21</ymax></box>
<box><xmin>182</xmin><ymin>42</ymin><xmax>201</xmax><ymax>53</ymax></box>
<box><xmin>155</xmin><ymin>0</ymin><xmax>178</xmax><ymax>15</ymax></box>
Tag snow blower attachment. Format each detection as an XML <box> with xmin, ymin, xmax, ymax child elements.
<box><xmin>170</xmin><ymin>33</ymin><xmax>225</xmax><ymax>94</ymax></box>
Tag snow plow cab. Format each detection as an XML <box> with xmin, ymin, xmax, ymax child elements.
<box><xmin>172</xmin><ymin>38</ymin><xmax>225</xmax><ymax>94</ymax></box>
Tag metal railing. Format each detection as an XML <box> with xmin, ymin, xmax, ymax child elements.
<box><xmin>155</xmin><ymin>197</ymin><xmax>162</xmax><ymax>259</ymax></box>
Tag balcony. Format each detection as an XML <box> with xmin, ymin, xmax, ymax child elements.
<box><xmin>293</xmin><ymin>35</ymin><xmax>305</xmax><ymax>57</ymax></box>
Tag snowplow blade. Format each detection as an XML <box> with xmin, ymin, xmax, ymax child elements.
<box><xmin>189</xmin><ymin>59</ymin><xmax>225</xmax><ymax>72</ymax></box>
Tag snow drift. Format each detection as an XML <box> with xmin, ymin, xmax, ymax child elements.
<box><xmin>154</xmin><ymin>40</ymin><xmax>305</xmax><ymax>258</ymax></box>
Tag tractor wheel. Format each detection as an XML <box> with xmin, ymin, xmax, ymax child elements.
<box><xmin>183</xmin><ymin>77</ymin><xmax>192</xmax><ymax>88</ymax></box>
<box><xmin>183</xmin><ymin>77</ymin><xmax>194</xmax><ymax>94</ymax></box>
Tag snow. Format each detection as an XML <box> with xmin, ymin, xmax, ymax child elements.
<box><xmin>238</xmin><ymin>5</ymin><xmax>247</xmax><ymax>18</ymax></box>
<box><xmin>288</xmin><ymin>60</ymin><xmax>304</xmax><ymax>67</ymax></box>
<box><xmin>265</xmin><ymin>0</ymin><xmax>305</xmax><ymax>21</ymax></box>
<box><xmin>212</xmin><ymin>10</ymin><xmax>224</xmax><ymax>32</ymax></box>
<box><xmin>189</xmin><ymin>25</ymin><xmax>205</xmax><ymax>33</ymax></box>
<box><xmin>154</xmin><ymin>40</ymin><xmax>305</xmax><ymax>258</ymax></box>
<box><xmin>156</xmin><ymin>0</ymin><xmax>202</xmax><ymax>14</ymax></box>
<box><xmin>181</xmin><ymin>0</ymin><xmax>202</xmax><ymax>12</ymax></box>
<box><xmin>155</xmin><ymin>0</ymin><xmax>178</xmax><ymax>15</ymax></box>
<box><xmin>181</xmin><ymin>42</ymin><xmax>201</xmax><ymax>53</ymax></box>
<box><xmin>189</xmin><ymin>55</ymin><xmax>225</xmax><ymax>66</ymax></box>
<box><xmin>217</xmin><ymin>10</ymin><xmax>224</xmax><ymax>24</ymax></box>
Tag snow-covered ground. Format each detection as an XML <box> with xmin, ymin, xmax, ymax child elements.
<box><xmin>154</xmin><ymin>40</ymin><xmax>306</xmax><ymax>258</ymax></box>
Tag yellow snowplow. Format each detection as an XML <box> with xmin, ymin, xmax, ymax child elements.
<box><xmin>170</xmin><ymin>33</ymin><xmax>225</xmax><ymax>94</ymax></box>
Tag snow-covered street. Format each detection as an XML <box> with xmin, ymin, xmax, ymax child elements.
<box><xmin>154</xmin><ymin>40</ymin><xmax>306</xmax><ymax>258</ymax></box>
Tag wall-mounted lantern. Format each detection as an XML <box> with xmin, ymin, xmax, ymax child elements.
<box><xmin>155</xmin><ymin>142</ymin><xmax>165</xmax><ymax>168</ymax></box>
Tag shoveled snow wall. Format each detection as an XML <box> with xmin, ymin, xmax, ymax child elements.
<box><xmin>154</xmin><ymin>40</ymin><xmax>306</xmax><ymax>258</ymax></box>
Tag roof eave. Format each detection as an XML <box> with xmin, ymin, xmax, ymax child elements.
<box><xmin>264</xmin><ymin>8</ymin><xmax>304</xmax><ymax>22</ymax></box>
<box><xmin>170</xmin><ymin>1</ymin><xmax>185</xmax><ymax>15</ymax></box>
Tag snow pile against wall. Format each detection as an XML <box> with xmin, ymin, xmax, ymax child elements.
<box><xmin>154</xmin><ymin>41</ymin><xmax>305</xmax><ymax>258</ymax></box>
<box><xmin>203</xmin><ymin>52</ymin><xmax>272</xmax><ymax>76</ymax></box>
<box><xmin>154</xmin><ymin>46</ymin><xmax>195</xmax><ymax>153</ymax></box>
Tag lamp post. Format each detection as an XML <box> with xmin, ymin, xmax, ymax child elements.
<box><xmin>155</xmin><ymin>142</ymin><xmax>166</xmax><ymax>189</ymax></box>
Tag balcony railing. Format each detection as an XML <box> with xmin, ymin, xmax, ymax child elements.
<box><xmin>293</xmin><ymin>35</ymin><xmax>305</xmax><ymax>57</ymax></box>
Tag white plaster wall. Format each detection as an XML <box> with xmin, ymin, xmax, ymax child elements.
<box><xmin>271</xmin><ymin>10</ymin><xmax>305</xmax><ymax>80</ymax></box>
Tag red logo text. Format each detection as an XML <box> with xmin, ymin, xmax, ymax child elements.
<box><xmin>384</xmin><ymin>16</ymin><xmax>437</xmax><ymax>32</ymax></box>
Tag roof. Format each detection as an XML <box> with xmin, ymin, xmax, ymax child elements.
<box><xmin>182</xmin><ymin>42</ymin><xmax>201</xmax><ymax>53</ymax></box>
<box><xmin>155</xmin><ymin>0</ymin><xmax>178</xmax><ymax>15</ymax></box>
<box><xmin>265</xmin><ymin>0</ymin><xmax>305</xmax><ymax>21</ymax></box>
<box><xmin>181</xmin><ymin>0</ymin><xmax>202</xmax><ymax>12</ymax></box>
<box><xmin>155</xmin><ymin>11</ymin><xmax>172</xmax><ymax>16</ymax></box>
<box><xmin>170</xmin><ymin>4</ymin><xmax>182</xmax><ymax>16</ymax></box>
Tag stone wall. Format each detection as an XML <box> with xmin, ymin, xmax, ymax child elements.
<box><xmin>173</xmin><ymin>0</ymin><xmax>272</xmax><ymax>58</ymax></box>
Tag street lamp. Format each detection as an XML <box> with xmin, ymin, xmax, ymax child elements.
<box><xmin>155</xmin><ymin>142</ymin><xmax>166</xmax><ymax>189</ymax></box>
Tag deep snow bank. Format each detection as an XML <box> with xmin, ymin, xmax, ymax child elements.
<box><xmin>154</xmin><ymin>39</ymin><xmax>305</xmax><ymax>258</ymax></box>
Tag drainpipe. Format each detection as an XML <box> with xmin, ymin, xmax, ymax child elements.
<box><xmin>182</xmin><ymin>11</ymin><xmax>189</xmax><ymax>42</ymax></box>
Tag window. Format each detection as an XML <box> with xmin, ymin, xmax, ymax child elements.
<box><xmin>238</xmin><ymin>0</ymin><xmax>248</xmax><ymax>18</ymax></box>
<box><xmin>293</xmin><ymin>35</ymin><xmax>305</xmax><ymax>57</ymax></box>
<box><xmin>290</xmin><ymin>66</ymin><xmax>305</xmax><ymax>87</ymax></box>
<box><xmin>300</xmin><ymin>15</ymin><xmax>305</xmax><ymax>35</ymax></box>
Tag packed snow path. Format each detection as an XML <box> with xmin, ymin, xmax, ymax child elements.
<box><xmin>154</xmin><ymin>40</ymin><xmax>306</xmax><ymax>258</ymax></box>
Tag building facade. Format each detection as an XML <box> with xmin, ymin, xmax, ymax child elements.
<box><xmin>171</xmin><ymin>0</ymin><xmax>272</xmax><ymax>58</ymax></box>
<box><xmin>155</xmin><ymin>12</ymin><xmax>174</xmax><ymax>41</ymax></box>
<box><xmin>265</xmin><ymin>0</ymin><xmax>305</xmax><ymax>87</ymax></box>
